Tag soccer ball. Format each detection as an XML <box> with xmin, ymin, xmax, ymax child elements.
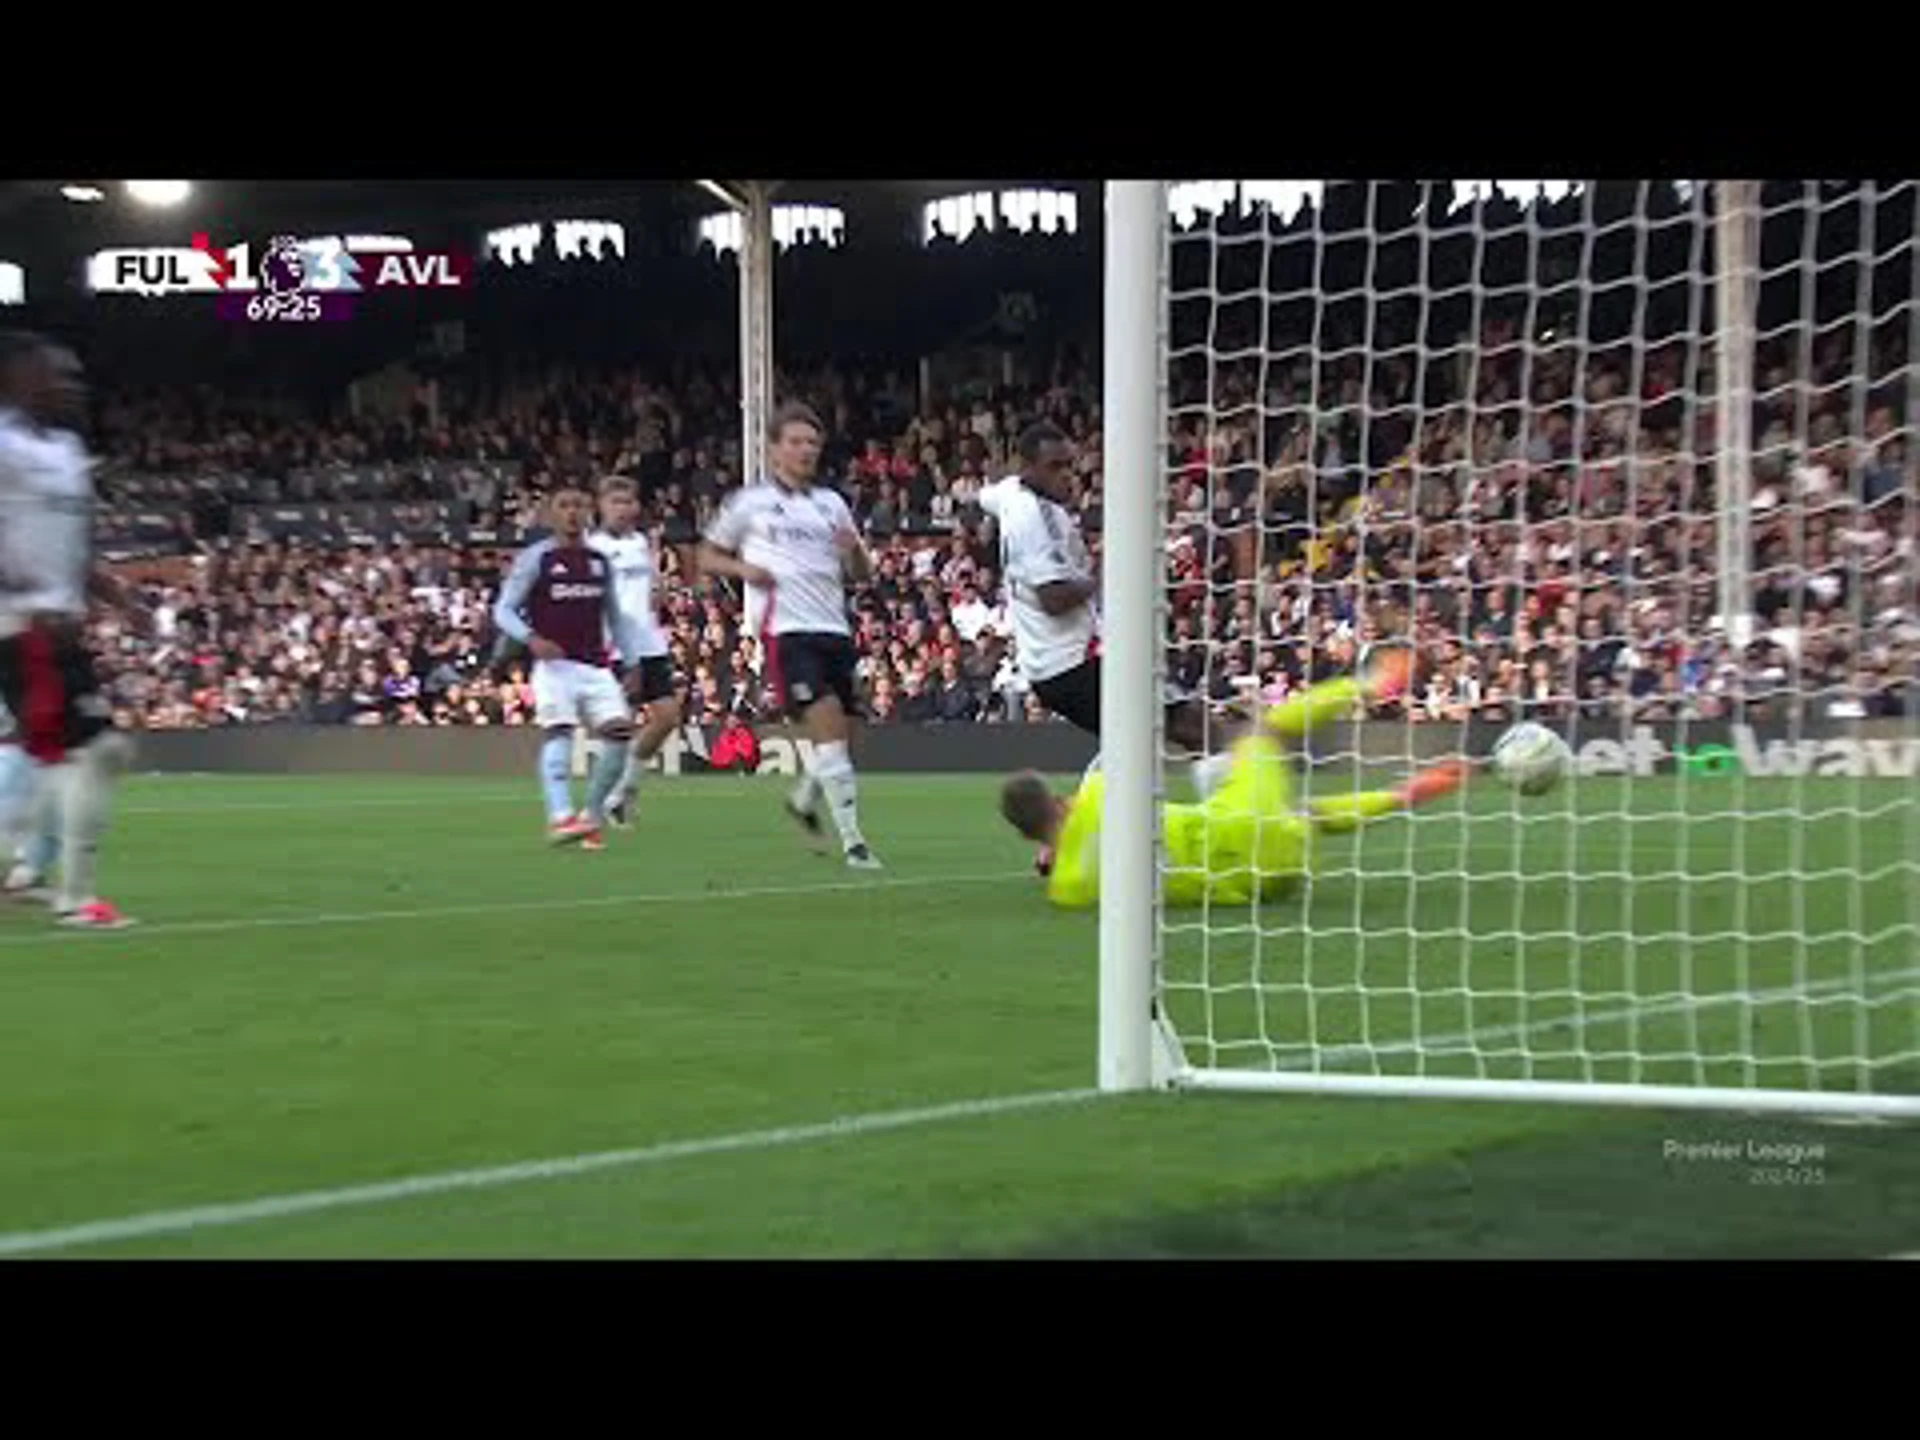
<box><xmin>1489</xmin><ymin>722</ymin><xmax>1572</xmax><ymax>796</ymax></box>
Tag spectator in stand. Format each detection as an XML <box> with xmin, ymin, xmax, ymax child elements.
<box><xmin>82</xmin><ymin>267</ymin><xmax>1911</xmax><ymax>734</ymax></box>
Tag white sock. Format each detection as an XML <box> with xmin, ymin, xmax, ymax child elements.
<box><xmin>6</xmin><ymin>761</ymin><xmax>56</xmax><ymax>884</ymax></box>
<box><xmin>617</xmin><ymin>737</ymin><xmax>643</xmax><ymax>799</ymax></box>
<box><xmin>18</xmin><ymin>769</ymin><xmax>58</xmax><ymax>878</ymax></box>
<box><xmin>582</xmin><ymin>736</ymin><xmax>628</xmax><ymax>825</ymax></box>
<box><xmin>811</xmin><ymin>740</ymin><xmax>865</xmax><ymax>851</ymax></box>
<box><xmin>51</xmin><ymin>748</ymin><xmax>114</xmax><ymax>912</ymax></box>
<box><xmin>0</xmin><ymin>744</ymin><xmax>33</xmax><ymax>857</ymax></box>
<box><xmin>790</xmin><ymin>766</ymin><xmax>822</xmax><ymax>815</ymax></box>
<box><xmin>1190</xmin><ymin>750</ymin><xmax>1235</xmax><ymax>800</ymax></box>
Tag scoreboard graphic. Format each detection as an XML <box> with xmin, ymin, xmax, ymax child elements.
<box><xmin>87</xmin><ymin>233</ymin><xmax>471</xmax><ymax>323</ymax></box>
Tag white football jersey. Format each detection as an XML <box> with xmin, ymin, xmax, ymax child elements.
<box><xmin>979</xmin><ymin>475</ymin><xmax>1097</xmax><ymax>684</ymax></box>
<box><xmin>0</xmin><ymin>409</ymin><xmax>94</xmax><ymax>634</ymax></box>
<box><xmin>588</xmin><ymin>527</ymin><xmax>668</xmax><ymax>659</ymax></box>
<box><xmin>703</xmin><ymin>479</ymin><xmax>857</xmax><ymax>640</ymax></box>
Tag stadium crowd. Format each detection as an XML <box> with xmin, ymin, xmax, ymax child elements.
<box><xmin>79</xmin><ymin>224</ymin><xmax>1912</xmax><ymax>733</ymax></box>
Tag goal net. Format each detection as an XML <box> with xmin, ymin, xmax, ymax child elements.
<box><xmin>1098</xmin><ymin>179</ymin><xmax>1920</xmax><ymax>1116</ymax></box>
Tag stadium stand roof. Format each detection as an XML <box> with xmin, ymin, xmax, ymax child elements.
<box><xmin>0</xmin><ymin>179</ymin><xmax>1075</xmax><ymax>246</ymax></box>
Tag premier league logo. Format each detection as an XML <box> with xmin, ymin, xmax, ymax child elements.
<box><xmin>259</xmin><ymin>235</ymin><xmax>307</xmax><ymax>295</ymax></box>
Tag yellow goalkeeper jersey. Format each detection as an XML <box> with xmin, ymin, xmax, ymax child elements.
<box><xmin>1044</xmin><ymin>748</ymin><xmax>1310</xmax><ymax>910</ymax></box>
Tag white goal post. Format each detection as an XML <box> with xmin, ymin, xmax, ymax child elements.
<box><xmin>1098</xmin><ymin>178</ymin><xmax>1920</xmax><ymax>1117</ymax></box>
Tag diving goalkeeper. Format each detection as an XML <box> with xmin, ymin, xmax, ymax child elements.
<box><xmin>998</xmin><ymin>649</ymin><xmax>1468</xmax><ymax>908</ymax></box>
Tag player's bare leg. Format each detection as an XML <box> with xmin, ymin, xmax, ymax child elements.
<box><xmin>576</xmin><ymin>715</ymin><xmax>636</xmax><ymax>851</ymax></box>
<box><xmin>796</xmin><ymin>693</ymin><xmax>878</xmax><ymax>869</ymax></box>
<box><xmin>608</xmin><ymin>692</ymin><xmax>681</xmax><ymax>830</ymax></box>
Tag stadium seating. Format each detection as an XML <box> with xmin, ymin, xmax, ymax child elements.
<box><xmin>78</xmin><ymin>210</ymin><xmax>1910</xmax><ymax>732</ymax></box>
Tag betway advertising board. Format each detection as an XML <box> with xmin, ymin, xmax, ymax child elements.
<box><xmin>128</xmin><ymin>718</ymin><xmax>1916</xmax><ymax>780</ymax></box>
<box><xmin>639</xmin><ymin>719</ymin><xmax>1918</xmax><ymax>781</ymax></box>
<box><xmin>1322</xmin><ymin>719</ymin><xmax>1919</xmax><ymax>781</ymax></box>
<box><xmin>1560</xmin><ymin>723</ymin><xmax>1917</xmax><ymax>779</ymax></box>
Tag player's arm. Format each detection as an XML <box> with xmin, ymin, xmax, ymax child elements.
<box><xmin>831</xmin><ymin>494</ymin><xmax>874</xmax><ymax>583</ymax></box>
<box><xmin>974</xmin><ymin>481</ymin><xmax>1002</xmax><ymax>555</ymax></box>
<box><xmin>1045</xmin><ymin>778</ymin><xmax>1104</xmax><ymax>909</ymax></box>
<box><xmin>491</xmin><ymin>545</ymin><xmax>562</xmax><ymax>660</ymax></box>
<box><xmin>696</xmin><ymin>496</ymin><xmax>773</xmax><ymax>587</ymax></box>
<box><xmin>1033</xmin><ymin>575</ymin><xmax>1095</xmax><ymax>615</ymax></box>
<box><xmin>695</xmin><ymin>541</ymin><xmax>772</xmax><ymax>587</ymax></box>
<box><xmin>0</xmin><ymin>438</ymin><xmax>37</xmax><ymax>605</ymax></box>
<box><xmin>1005</xmin><ymin>504</ymin><xmax>1094</xmax><ymax>615</ymax></box>
<box><xmin>698</xmin><ymin>541</ymin><xmax>771</xmax><ymax>587</ymax></box>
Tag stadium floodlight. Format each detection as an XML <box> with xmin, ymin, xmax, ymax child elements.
<box><xmin>60</xmin><ymin>185</ymin><xmax>104</xmax><ymax>203</ymax></box>
<box><xmin>125</xmin><ymin>181</ymin><xmax>191</xmax><ymax>207</ymax></box>
<box><xmin>1098</xmin><ymin>178</ymin><xmax>1920</xmax><ymax>1117</ymax></box>
<box><xmin>484</xmin><ymin>224</ymin><xmax>542</xmax><ymax>266</ymax></box>
<box><xmin>923</xmin><ymin>191</ymin><xmax>995</xmax><ymax>244</ymax></box>
<box><xmin>555</xmin><ymin>220</ymin><xmax>626</xmax><ymax>261</ymax></box>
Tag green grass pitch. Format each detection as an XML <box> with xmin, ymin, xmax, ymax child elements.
<box><xmin>0</xmin><ymin>768</ymin><xmax>1914</xmax><ymax>1259</ymax></box>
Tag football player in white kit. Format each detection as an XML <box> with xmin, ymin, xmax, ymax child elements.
<box><xmin>0</xmin><ymin>332</ymin><xmax>137</xmax><ymax>927</ymax></box>
<box><xmin>980</xmin><ymin>421</ymin><xmax>1213</xmax><ymax>751</ymax></box>
<box><xmin>979</xmin><ymin>421</ymin><xmax>1224</xmax><ymax>874</ymax></box>
<box><xmin>699</xmin><ymin>402</ymin><xmax>881</xmax><ymax>869</ymax></box>
<box><xmin>588</xmin><ymin>475</ymin><xmax>683</xmax><ymax>827</ymax></box>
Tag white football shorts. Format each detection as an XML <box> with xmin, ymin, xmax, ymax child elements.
<box><xmin>531</xmin><ymin>658</ymin><xmax>629</xmax><ymax>730</ymax></box>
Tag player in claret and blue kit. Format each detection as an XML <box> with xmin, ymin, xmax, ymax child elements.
<box><xmin>491</xmin><ymin>483</ymin><xmax>643</xmax><ymax>850</ymax></box>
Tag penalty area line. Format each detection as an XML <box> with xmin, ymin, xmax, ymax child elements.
<box><xmin>0</xmin><ymin>1087</ymin><xmax>1103</xmax><ymax>1257</ymax></box>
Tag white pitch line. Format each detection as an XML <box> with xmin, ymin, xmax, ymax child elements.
<box><xmin>0</xmin><ymin>870</ymin><xmax>1033</xmax><ymax>946</ymax></box>
<box><xmin>112</xmin><ymin>787</ymin><xmax>872</xmax><ymax>816</ymax></box>
<box><xmin>117</xmin><ymin>793</ymin><xmax>527</xmax><ymax>816</ymax></box>
<box><xmin>14</xmin><ymin>823</ymin><xmax>1820</xmax><ymax>946</ymax></box>
<box><xmin>0</xmin><ymin>1087</ymin><xmax>1103</xmax><ymax>1258</ymax></box>
<box><xmin>1</xmin><ymin>965</ymin><xmax>1912</xmax><ymax>1256</ymax></box>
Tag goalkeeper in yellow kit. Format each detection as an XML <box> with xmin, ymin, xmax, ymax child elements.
<box><xmin>998</xmin><ymin>649</ymin><xmax>1469</xmax><ymax>908</ymax></box>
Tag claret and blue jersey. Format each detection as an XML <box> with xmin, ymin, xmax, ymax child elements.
<box><xmin>490</xmin><ymin>536</ymin><xmax>636</xmax><ymax>667</ymax></box>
